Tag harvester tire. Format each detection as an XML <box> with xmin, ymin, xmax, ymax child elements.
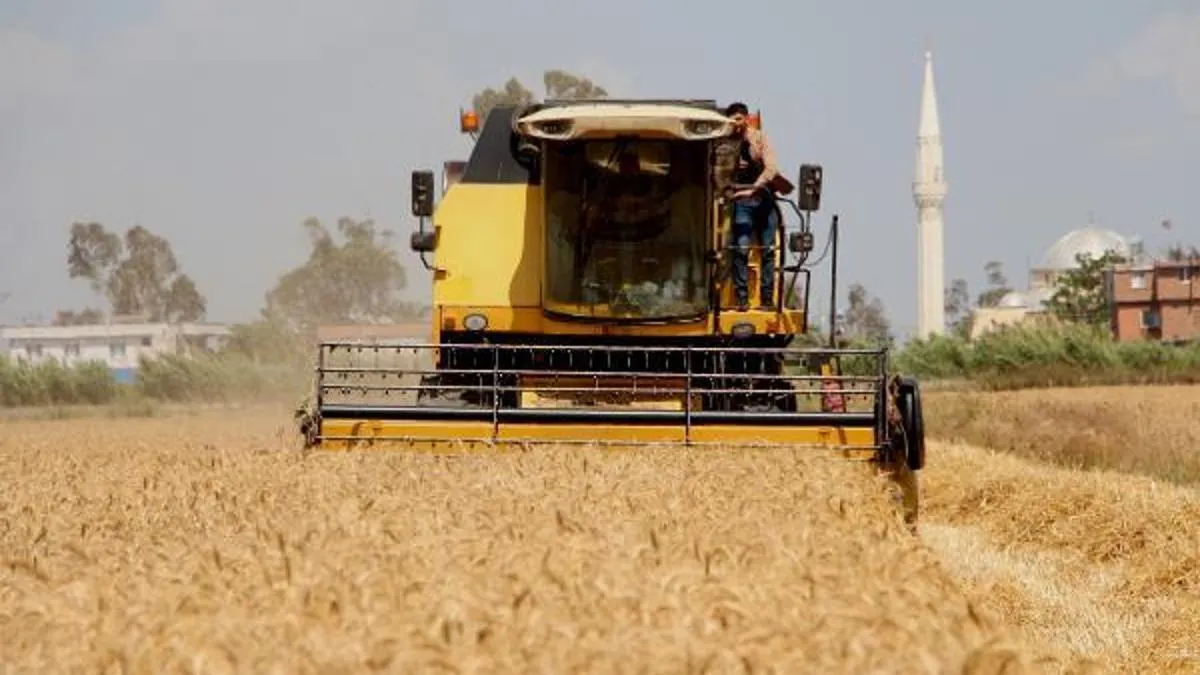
<box><xmin>895</xmin><ymin>376</ymin><xmax>926</xmax><ymax>472</ymax></box>
<box><xmin>879</xmin><ymin>376</ymin><xmax>923</xmax><ymax>531</ymax></box>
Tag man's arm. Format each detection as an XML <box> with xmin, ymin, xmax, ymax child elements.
<box><xmin>750</xmin><ymin>129</ymin><xmax>779</xmax><ymax>190</ymax></box>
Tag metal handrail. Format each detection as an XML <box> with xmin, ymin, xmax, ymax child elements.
<box><xmin>318</xmin><ymin>341</ymin><xmax>888</xmax><ymax>356</ymax></box>
<box><xmin>315</xmin><ymin>341</ymin><xmax>888</xmax><ymax>434</ymax></box>
<box><xmin>319</xmin><ymin>365</ymin><xmax>880</xmax><ymax>382</ymax></box>
<box><xmin>319</xmin><ymin>382</ymin><xmax>881</xmax><ymax>396</ymax></box>
<box><xmin>684</xmin><ymin>345</ymin><xmax>692</xmax><ymax>441</ymax></box>
<box><xmin>491</xmin><ymin>353</ymin><xmax>500</xmax><ymax>440</ymax></box>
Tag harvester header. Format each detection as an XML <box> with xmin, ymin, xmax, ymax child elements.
<box><xmin>299</xmin><ymin>97</ymin><xmax>925</xmax><ymax>525</ymax></box>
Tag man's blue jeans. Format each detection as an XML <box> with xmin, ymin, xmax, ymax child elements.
<box><xmin>729</xmin><ymin>194</ymin><xmax>779</xmax><ymax>307</ymax></box>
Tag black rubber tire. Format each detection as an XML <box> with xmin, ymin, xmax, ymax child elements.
<box><xmin>896</xmin><ymin>377</ymin><xmax>926</xmax><ymax>471</ymax></box>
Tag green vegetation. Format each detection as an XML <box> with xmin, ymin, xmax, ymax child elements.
<box><xmin>895</xmin><ymin>321</ymin><xmax>1200</xmax><ymax>390</ymax></box>
<box><xmin>0</xmin><ymin>352</ymin><xmax>309</xmax><ymax>410</ymax></box>
<box><xmin>796</xmin><ymin>318</ymin><xmax>1200</xmax><ymax>391</ymax></box>
<box><xmin>0</xmin><ymin>356</ymin><xmax>117</xmax><ymax>407</ymax></box>
<box><xmin>135</xmin><ymin>353</ymin><xmax>309</xmax><ymax>403</ymax></box>
<box><xmin>903</xmin><ymin>249</ymin><xmax>1200</xmax><ymax>389</ymax></box>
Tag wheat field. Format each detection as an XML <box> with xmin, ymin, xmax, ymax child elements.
<box><xmin>1</xmin><ymin>388</ymin><xmax>1198</xmax><ymax>673</ymax></box>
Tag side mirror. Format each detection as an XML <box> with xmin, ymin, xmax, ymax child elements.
<box><xmin>411</xmin><ymin>170</ymin><xmax>435</xmax><ymax>217</ymax></box>
<box><xmin>797</xmin><ymin>164</ymin><xmax>823</xmax><ymax>211</ymax></box>
<box><xmin>410</xmin><ymin>230</ymin><xmax>436</xmax><ymax>253</ymax></box>
<box><xmin>788</xmin><ymin>232</ymin><xmax>814</xmax><ymax>254</ymax></box>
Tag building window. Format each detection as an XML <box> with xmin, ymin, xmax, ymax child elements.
<box><xmin>1141</xmin><ymin>309</ymin><xmax>1161</xmax><ymax>329</ymax></box>
<box><xmin>26</xmin><ymin>343</ymin><xmax>42</xmax><ymax>357</ymax></box>
<box><xmin>110</xmin><ymin>342</ymin><xmax>127</xmax><ymax>358</ymax></box>
<box><xmin>142</xmin><ymin>337</ymin><xmax>152</xmax><ymax>347</ymax></box>
<box><xmin>1130</xmin><ymin>272</ymin><xmax>1147</xmax><ymax>289</ymax></box>
<box><xmin>1180</xmin><ymin>267</ymin><xmax>1194</xmax><ymax>283</ymax></box>
<box><xmin>65</xmin><ymin>343</ymin><xmax>81</xmax><ymax>358</ymax></box>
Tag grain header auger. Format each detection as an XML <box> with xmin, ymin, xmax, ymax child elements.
<box><xmin>298</xmin><ymin>99</ymin><xmax>926</xmax><ymax>523</ymax></box>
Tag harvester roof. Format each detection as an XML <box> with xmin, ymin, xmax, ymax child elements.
<box><xmin>515</xmin><ymin>100</ymin><xmax>734</xmax><ymax>142</ymax></box>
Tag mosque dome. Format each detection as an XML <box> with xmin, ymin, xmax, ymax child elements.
<box><xmin>1038</xmin><ymin>227</ymin><xmax>1130</xmax><ymax>271</ymax></box>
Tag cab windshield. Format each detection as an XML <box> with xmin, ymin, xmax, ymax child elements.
<box><xmin>542</xmin><ymin>138</ymin><xmax>709</xmax><ymax>321</ymax></box>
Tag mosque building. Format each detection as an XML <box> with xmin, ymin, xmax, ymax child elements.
<box><xmin>968</xmin><ymin>222</ymin><xmax>1149</xmax><ymax>338</ymax></box>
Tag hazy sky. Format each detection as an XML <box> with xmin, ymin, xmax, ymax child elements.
<box><xmin>2</xmin><ymin>0</ymin><xmax>1198</xmax><ymax>338</ymax></box>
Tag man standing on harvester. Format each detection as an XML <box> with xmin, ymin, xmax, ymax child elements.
<box><xmin>724</xmin><ymin>101</ymin><xmax>781</xmax><ymax>311</ymax></box>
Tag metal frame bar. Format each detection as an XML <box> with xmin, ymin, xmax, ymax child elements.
<box><xmin>319</xmin><ymin>367</ymin><xmax>877</xmax><ymax>382</ymax></box>
<box><xmin>684</xmin><ymin>345</ymin><xmax>692</xmax><ymax>442</ymax></box>
<box><xmin>319</xmin><ymin>383</ymin><xmax>881</xmax><ymax>396</ymax></box>
<box><xmin>318</xmin><ymin>404</ymin><xmax>876</xmax><ymax>427</ymax></box>
<box><xmin>313</xmin><ymin>341</ymin><xmax>891</xmax><ymax>446</ymax></box>
<box><xmin>317</xmin><ymin>341</ymin><xmax>887</xmax><ymax>354</ymax></box>
<box><xmin>315</xmin><ymin>435</ymin><xmax>882</xmax><ymax>452</ymax></box>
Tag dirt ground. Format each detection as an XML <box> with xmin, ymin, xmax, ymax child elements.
<box><xmin>1</xmin><ymin>391</ymin><xmax>1197</xmax><ymax>673</ymax></box>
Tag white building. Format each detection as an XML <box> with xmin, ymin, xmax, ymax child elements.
<box><xmin>914</xmin><ymin>50</ymin><xmax>947</xmax><ymax>338</ymax></box>
<box><xmin>0</xmin><ymin>321</ymin><xmax>230</xmax><ymax>383</ymax></box>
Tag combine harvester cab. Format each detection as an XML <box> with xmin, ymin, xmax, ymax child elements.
<box><xmin>300</xmin><ymin>99</ymin><xmax>925</xmax><ymax>525</ymax></box>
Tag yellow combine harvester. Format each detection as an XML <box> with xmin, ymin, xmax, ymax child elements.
<box><xmin>300</xmin><ymin>99</ymin><xmax>925</xmax><ymax>523</ymax></box>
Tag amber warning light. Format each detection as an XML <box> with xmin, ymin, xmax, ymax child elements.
<box><xmin>460</xmin><ymin>109</ymin><xmax>479</xmax><ymax>133</ymax></box>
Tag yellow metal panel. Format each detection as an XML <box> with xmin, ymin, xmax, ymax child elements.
<box><xmin>715</xmin><ymin>308</ymin><xmax>806</xmax><ymax>334</ymax></box>
<box><xmin>426</xmin><ymin>183</ymin><xmax>807</xmax><ymax>334</ymax></box>
<box><xmin>688</xmin><ymin>425</ymin><xmax>876</xmax><ymax>449</ymax></box>
<box><xmin>517</xmin><ymin>375</ymin><xmax>696</xmax><ymax>411</ymax></box>
<box><xmin>318</xmin><ymin>420</ymin><xmax>494</xmax><ymax>452</ymax></box>
<box><xmin>432</xmin><ymin>184</ymin><xmax>543</xmax><ymax>308</ymax></box>
<box><xmin>318</xmin><ymin>419</ymin><xmax>878</xmax><ymax>458</ymax></box>
<box><xmin>494</xmin><ymin>424</ymin><xmax>686</xmax><ymax>445</ymax></box>
<box><xmin>438</xmin><ymin>306</ymin><xmax>805</xmax><ymax>338</ymax></box>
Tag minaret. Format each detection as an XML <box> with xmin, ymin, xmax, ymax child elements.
<box><xmin>914</xmin><ymin>50</ymin><xmax>947</xmax><ymax>338</ymax></box>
